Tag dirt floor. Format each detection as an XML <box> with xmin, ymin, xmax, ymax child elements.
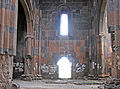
<box><xmin>13</xmin><ymin>79</ymin><xmax>104</xmax><ymax>89</ymax></box>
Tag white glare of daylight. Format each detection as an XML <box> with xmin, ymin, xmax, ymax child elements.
<box><xmin>57</xmin><ymin>57</ymin><xmax>72</xmax><ymax>79</ymax></box>
<box><xmin>60</xmin><ymin>14</ymin><xmax>68</xmax><ymax>35</ymax></box>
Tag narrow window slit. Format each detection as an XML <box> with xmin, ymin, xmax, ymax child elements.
<box><xmin>60</xmin><ymin>14</ymin><xmax>68</xmax><ymax>36</ymax></box>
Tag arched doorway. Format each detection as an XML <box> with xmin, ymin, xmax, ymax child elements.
<box><xmin>13</xmin><ymin>0</ymin><xmax>27</xmax><ymax>79</ymax></box>
<box><xmin>57</xmin><ymin>57</ymin><xmax>72</xmax><ymax>79</ymax></box>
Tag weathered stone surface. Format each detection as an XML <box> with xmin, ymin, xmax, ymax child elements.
<box><xmin>41</xmin><ymin>64</ymin><xmax>58</xmax><ymax>79</ymax></box>
<box><xmin>104</xmin><ymin>78</ymin><xmax>120</xmax><ymax>89</ymax></box>
<box><xmin>0</xmin><ymin>55</ymin><xmax>13</xmax><ymax>89</ymax></box>
<box><xmin>12</xmin><ymin>83</ymin><xmax>20</xmax><ymax>89</ymax></box>
<box><xmin>20</xmin><ymin>74</ymin><xmax>42</xmax><ymax>81</ymax></box>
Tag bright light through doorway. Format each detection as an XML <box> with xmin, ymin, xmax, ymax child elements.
<box><xmin>57</xmin><ymin>57</ymin><xmax>72</xmax><ymax>79</ymax></box>
<box><xmin>60</xmin><ymin>14</ymin><xmax>68</xmax><ymax>36</ymax></box>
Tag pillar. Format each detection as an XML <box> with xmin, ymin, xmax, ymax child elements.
<box><xmin>0</xmin><ymin>0</ymin><xmax>18</xmax><ymax>88</ymax></box>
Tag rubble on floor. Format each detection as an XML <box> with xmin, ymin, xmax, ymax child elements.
<box><xmin>20</xmin><ymin>74</ymin><xmax>42</xmax><ymax>81</ymax></box>
<box><xmin>98</xmin><ymin>85</ymin><xmax>104</xmax><ymax>89</ymax></box>
<box><xmin>104</xmin><ymin>78</ymin><xmax>120</xmax><ymax>89</ymax></box>
<box><xmin>41</xmin><ymin>64</ymin><xmax>58</xmax><ymax>79</ymax></box>
<box><xmin>12</xmin><ymin>83</ymin><xmax>20</xmax><ymax>89</ymax></box>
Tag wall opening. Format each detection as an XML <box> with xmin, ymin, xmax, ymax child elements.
<box><xmin>57</xmin><ymin>57</ymin><xmax>72</xmax><ymax>79</ymax></box>
<box><xmin>60</xmin><ymin>14</ymin><xmax>68</xmax><ymax>36</ymax></box>
<box><xmin>13</xmin><ymin>0</ymin><xmax>27</xmax><ymax>79</ymax></box>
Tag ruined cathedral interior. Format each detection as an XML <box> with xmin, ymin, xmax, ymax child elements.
<box><xmin>0</xmin><ymin>0</ymin><xmax>120</xmax><ymax>89</ymax></box>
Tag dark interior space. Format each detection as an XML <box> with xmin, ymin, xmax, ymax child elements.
<box><xmin>13</xmin><ymin>0</ymin><xmax>27</xmax><ymax>79</ymax></box>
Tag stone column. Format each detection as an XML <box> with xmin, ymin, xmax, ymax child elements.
<box><xmin>0</xmin><ymin>0</ymin><xmax>18</xmax><ymax>88</ymax></box>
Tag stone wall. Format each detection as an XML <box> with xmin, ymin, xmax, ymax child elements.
<box><xmin>0</xmin><ymin>0</ymin><xmax>18</xmax><ymax>88</ymax></box>
<box><xmin>38</xmin><ymin>0</ymin><xmax>90</xmax><ymax>77</ymax></box>
<box><xmin>1</xmin><ymin>1</ymin><xmax>120</xmax><ymax>89</ymax></box>
<box><xmin>107</xmin><ymin>0</ymin><xmax>120</xmax><ymax>78</ymax></box>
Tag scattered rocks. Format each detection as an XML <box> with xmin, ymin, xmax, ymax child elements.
<box><xmin>104</xmin><ymin>78</ymin><xmax>120</xmax><ymax>89</ymax></box>
<box><xmin>41</xmin><ymin>64</ymin><xmax>58</xmax><ymax>79</ymax></box>
<box><xmin>98</xmin><ymin>85</ymin><xmax>104</xmax><ymax>89</ymax></box>
<box><xmin>12</xmin><ymin>83</ymin><xmax>20</xmax><ymax>89</ymax></box>
<box><xmin>20</xmin><ymin>74</ymin><xmax>42</xmax><ymax>81</ymax></box>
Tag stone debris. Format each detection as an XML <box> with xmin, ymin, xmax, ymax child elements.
<box><xmin>12</xmin><ymin>83</ymin><xmax>20</xmax><ymax>89</ymax></box>
<box><xmin>98</xmin><ymin>85</ymin><xmax>104</xmax><ymax>89</ymax></box>
<box><xmin>41</xmin><ymin>64</ymin><xmax>58</xmax><ymax>79</ymax></box>
<box><xmin>13</xmin><ymin>62</ymin><xmax>24</xmax><ymax>79</ymax></box>
<box><xmin>20</xmin><ymin>74</ymin><xmax>42</xmax><ymax>81</ymax></box>
<box><xmin>104</xmin><ymin>78</ymin><xmax>120</xmax><ymax>89</ymax></box>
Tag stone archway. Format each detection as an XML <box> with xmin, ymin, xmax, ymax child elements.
<box><xmin>99</xmin><ymin>0</ymin><xmax>108</xmax><ymax>33</ymax></box>
<box><xmin>19</xmin><ymin>0</ymin><xmax>33</xmax><ymax>56</ymax></box>
<box><xmin>13</xmin><ymin>0</ymin><xmax>27</xmax><ymax>79</ymax></box>
<box><xmin>18</xmin><ymin>0</ymin><xmax>34</xmax><ymax>75</ymax></box>
<box><xmin>12</xmin><ymin>0</ymin><xmax>35</xmax><ymax>80</ymax></box>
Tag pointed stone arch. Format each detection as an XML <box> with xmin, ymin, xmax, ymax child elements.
<box><xmin>99</xmin><ymin>0</ymin><xmax>108</xmax><ymax>34</ymax></box>
<box><xmin>20</xmin><ymin>0</ymin><xmax>33</xmax><ymax>23</ymax></box>
<box><xmin>19</xmin><ymin>0</ymin><xmax>34</xmax><ymax>56</ymax></box>
<box><xmin>16</xmin><ymin>0</ymin><xmax>34</xmax><ymax>75</ymax></box>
